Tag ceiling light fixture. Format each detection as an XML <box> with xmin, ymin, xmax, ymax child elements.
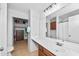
<box><xmin>44</xmin><ymin>3</ymin><xmax>57</xmax><ymax>12</ymax></box>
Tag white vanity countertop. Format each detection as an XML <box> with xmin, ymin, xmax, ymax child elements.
<box><xmin>32</xmin><ymin>37</ymin><xmax>79</xmax><ymax>56</ymax></box>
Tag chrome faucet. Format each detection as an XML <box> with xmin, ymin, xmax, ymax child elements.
<box><xmin>56</xmin><ymin>42</ymin><xmax>63</xmax><ymax>46</ymax></box>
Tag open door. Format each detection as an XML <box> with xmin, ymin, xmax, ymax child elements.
<box><xmin>0</xmin><ymin>3</ymin><xmax>8</xmax><ymax>56</ymax></box>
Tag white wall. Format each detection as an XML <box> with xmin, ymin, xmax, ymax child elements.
<box><xmin>0</xmin><ymin>3</ymin><xmax>8</xmax><ymax>55</ymax></box>
<box><xmin>15</xmin><ymin>23</ymin><xmax>28</xmax><ymax>28</ymax></box>
<box><xmin>39</xmin><ymin>12</ymin><xmax>46</xmax><ymax>40</ymax></box>
<box><xmin>7</xmin><ymin>8</ymin><xmax>29</xmax><ymax>50</ymax></box>
<box><xmin>28</xmin><ymin>10</ymin><xmax>47</xmax><ymax>52</ymax></box>
<box><xmin>28</xmin><ymin>9</ymin><xmax>40</xmax><ymax>52</ymax></box>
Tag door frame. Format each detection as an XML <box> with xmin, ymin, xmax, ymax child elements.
<box><xmin>12</xmin><ymin>17</ymin><xmax>29</xmax><ymax>53</ymax></box>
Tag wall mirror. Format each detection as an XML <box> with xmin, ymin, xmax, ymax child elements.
<box><xmin>58</xmin><ymin>9</ymin><xmax>79</xmax><ymax>44</ymax></box>
<box><xmin>46</xmin><ymin>8</ymin><xmax>79</xmax><ymax>44</ymax></box>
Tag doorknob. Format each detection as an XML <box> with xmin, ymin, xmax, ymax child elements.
<box><xmin>0</xmin><ymin>47</ymin><xmax>4</xmax><ymax>51</ymax></box>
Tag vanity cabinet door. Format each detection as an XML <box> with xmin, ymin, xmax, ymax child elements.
<box><xmin>38</xmin><ymin>45</ymin><xmax>46</xmax><ymax>56</ymax></box>
<box><xmin>39</xmin><ymin>50</ymin><xmax>46</xmax><ymax>56</ymax></box>
<box><xmin>43</xmin><ymin>47</ymin><xmax>55</xmax><ymax>56</ymax></box>
<box><xmin>38</xmin><ymin>45</ymin><xmax>56</xmax><ymax>56</ymax></box>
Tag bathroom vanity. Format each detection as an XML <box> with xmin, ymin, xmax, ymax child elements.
<box><xmin>33</xmin><ymin>39</ymin><xmax>56</xmax><ymax>56</ymax></box>
<box><xmin>32</xmin><ymin>38</ymin><xmax>79</xmax><ymax>56</ymax></box>
<box><xmin>31</xmin><ymin>3</ymin><xmax>79</xmax><ymax>56</ymax></box>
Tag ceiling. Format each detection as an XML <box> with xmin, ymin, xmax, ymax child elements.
<box><xmin>8</xmin><ymin>3</ymin><xmax>51</xmax><ymax>12</ymax></box>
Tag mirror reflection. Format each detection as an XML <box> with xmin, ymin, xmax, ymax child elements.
<box><xmin>46</xmin><ymin>17</ymin><xmax>57</xmax><ymax>39</ymax></box>
<box><xmin>46</xmin><ymin>8</ymin><xmax>79</xmax><ymax>44</ymax></box>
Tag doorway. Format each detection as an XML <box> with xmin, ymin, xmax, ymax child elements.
<box><xmin>12</xmin><ymin>17</ymin><xmax>29</xmax><ymax>56</ymax></box>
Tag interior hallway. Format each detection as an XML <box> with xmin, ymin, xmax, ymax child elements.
<box><xmin>12</xmin><ymin>40</ymin><xmax>38</xmax><ymax>56</ymax></box>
